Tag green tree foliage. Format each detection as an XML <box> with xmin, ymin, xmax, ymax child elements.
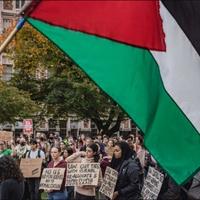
<box><xmin>0</xmin><ymin>81</ymin><xmax>38</xmax><ymax>123</ymax></box>
<box><xmin>11</xmin><ymin>23</ymin><xmax>126</xmax><ymax>136</ymax></box>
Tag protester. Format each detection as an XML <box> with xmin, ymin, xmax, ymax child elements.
<box><xmin>0</xmin><ymin>156</ymin><xmax>24</xmax><ymax>200</ymax></box>
<box><xmin>133</xmin><ymin>135</ymin><xmax>146</xmax><ymax>169</ymax></box>
<box><xmin>38</xmin><ymin>134</ymin><xmax>51</xmax><ymax>157</ymax></box>
<box><xmin>80</xmin><ymin>136</ymin><xmax>93</xmax><ymax>151</ymax></box>
<box><xmin>1</xmin><ymin>130</ymin><xmax>196</xmax><ymax>200</ymax></box>
<box><xmin>25</xmin><ymin>139</ymin><xmax>45</xmax><ymax>200</ymax></box>
<box><xmin>126</xmin><ymin>135</ymin><xmax>134</xmax><ymax>150</ymax></box>
<box><xmin>68</xmin><ymin>141</ymin><xmax>77</xmax><ymax>153</ymax></box>
<box><xmin>102</xmin><ymin>135</ymin><xmax>109</xmax><ymax>146</ymax></box>
<box><xmin>63</xmin><ymin>147</ymin><xmax>74</xmax><ymax>200</ymax></box>
<box><xmin>158</xmin><ymin>173</ymin><xmax>181</xmax><ymax>200</ymax></box>
<box><xmin>13</xmin><ymin>137</ymin><xmax>30</xmax><ymax>160</ymax></box>
<box><xmin>0</xmin><ymin>141</ymin><xmax>12</xmax><ymax>158</ymax></box>
<box><xmin>66</xmin><ymin>143</ymin><xmax>102</xmax><ymax>200</ymax></box>
<box><xmin>60</xmin><ymin>141</ymin><xmax>66</xmax><ymax>155</ymax></box>
<box><xmin>48</xmin><ymin>133</ymin><xmax>55</xmax><ymax>146</ymax></box>
<box><xmin>111</xmin><ymin>141</ymin><xmax>142</xmax><ymax>200</ymax></box>
<box><xmin>105</xmin><ymin>139</ymin><xmax>115</xmax><ymax>158</ymax></box>
<box><xmin>47</xmin><ymin>146</ymin><xmax>68</xmax><ymax>200</ymax></box>
<box><xmin>63</xmin><ymin>147</ymin><xmax>74</xmax><ymax>160</ymax></box>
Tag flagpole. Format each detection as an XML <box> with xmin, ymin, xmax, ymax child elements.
<box><xmin>0</xmin><ymin>18</ymin><xmax>25</xmax><ymax>54</ymax></box>
<box><xmin>0</xmin><ymin>0</ymin><xmax>33</xmax><ymax>54</ymax></box>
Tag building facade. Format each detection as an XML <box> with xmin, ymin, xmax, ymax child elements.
<box><xmin>0</xmin><ymin>0</ymin><xmax>26</xmax><ymax>80</ymax></box>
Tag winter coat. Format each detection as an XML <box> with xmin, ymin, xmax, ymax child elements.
<box><xmin>157</xmin><ymin>175</ymin><xmax>181</xmax><ymax>200</ymax></box>
<box><xmin>115</xmin><ymin>157</ymin><xmax>142</xmax><ymax>200</ymax></box>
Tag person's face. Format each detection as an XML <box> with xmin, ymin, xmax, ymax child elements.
<box><xmin>127</xmin><ymin>139</ymin><xmax>133</xmax><ymax>147</ymax></box>
<box><xmin>36</xmin><ymin>139</ymin><xmax>41</xmax><ymax>143</ymax></box>
<box><xmin>54</xmin><ymin>139</ymin><xmax>59</xmax><ymax>146</ymax></box>
<box><xmin>86</xmin><ymin>147</ymin><xmax>95</xmax><ymax>158</ymax></box>
<box><xmin>108</xmin><ymin>140</ymin><xmax>114</xmax><ymax>147</ymax></box>
<box><xmin>113</xmin><ymin>138</ymin><xmax>118</xmax><ymax>143</ymax></box>
<box><xmin>135</xmin><ymin>136</ymin><xmax>140</xmax><ymax>145</ymax></box>
<box><xmin>68</xmin><ymin>142</ymin><xmax>75</xmax><ymax>149</ymax></box>
<box><xmin>103</xmin><ymin>137</ymin><xmax>108</xmax><ymax>144</ymax></box>
<box><xmin>97</xmin><ymin>135</ymin><xmax>102</xmax><ymax>141</ymax></box>
<box><xmin>81</xmin><ymin>134</ymin><xmax>85</xmax><ymax>140</ymax></box>
<box><xmin>86</xmin><ymin>138</ymin><xmax>92</xmax><ymax>146</ymax></box>
<box><xmin>51</xmin><ymin>147</ymin><xmax>60</xmax><ymax>161</ymax></box>
<box><xmin>114</xmin><ymin>145</ymin><xmax>122</xmax><ymax>159</ymax></box>
<box><xmin>63</xmin><ymin>150</ymin><xmax>68</xmax><ymax>158</ymax></box>
<box><xmin>60</xmin><ymin>142</ymin><xmax>65</xmax><ymax>149</ymax></box>
<box><xmin>20</xmin><ymin>139</ymin><xmax>26</xmax><ymax>146</ymax></box>
<box><xmin>49</xmin><ymin>134</ymin><xmax>54</xmax><ymax>140</ymax></box>
<box><xmin>31</xmin><ymin>143</ymin><xmax>37</xmax><ymax>150</ymax></box>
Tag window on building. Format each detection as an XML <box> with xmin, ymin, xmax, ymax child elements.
<box><xmin>16</xmin><ymin>0</ymin><xmax>25</xmax><ymax>9</ymax></box>
<box><xmin>3</xmin><ymin>0</ymin><xmax>13</xmax><ymax>10</ymax></box>
<box><xmin>2</xmin><ymin>64</ymin><xmax>13</xmax><ymax>81</ymax></box>
<box><xmin>0</xmin><ymin>65</ymin><xmax>3</xmax><ymax>77</ymax></box>
<box><xmin>59</xmin><ymin>120</ymin><xmax>67</xmax><ymax>138</ymax></box>
<box><xmin>48</xmin><ymin>119</ymin><xmax>57</xmax><ymax>133</ymax></box>
<box><xmin>83</xmin><ymin>119</ymin><xmax>90</xmax><ymax>129</ymax></box>
<box><xmin>2</xmin><ymin>18</ymin><xmax>12</xmax><ymax>31</ymax></box>
<box><xmin>91</xmin><ymin>121</ymin><xmax>97</xmax><ymax>129</ymax></box>
<box><xmin>70</xmin><ymin>120</ymin><xmax>79</xmax><ymax>129</ymax></box>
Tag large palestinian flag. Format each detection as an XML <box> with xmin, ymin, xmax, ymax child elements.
<box><xmin>26</xmin><ymin>1</ymin><xmax>200</xmax><ymax>184</ymax></box>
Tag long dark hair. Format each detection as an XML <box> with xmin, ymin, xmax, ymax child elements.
<box><xmin>0</xmin><ymin>156</ymin><xmax>24</xmax><ymax>182</ymax></box>
<box><xmin>111</xmin><ymin>141</ymin><xmax>136</xmax><ymax>170</ymax></box>
<box><xmin>87</xmin><ymin>143</ymin><xmax>100</xmax><ymax>162</ymax></box>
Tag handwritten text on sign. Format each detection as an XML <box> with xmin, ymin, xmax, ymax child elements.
<box><xmin>39</xmin><ymin>168</ymin><xmax>65</xmax><ymax>190</ymax></box>
<box><xmin>20</xmin><ymin>158</ymin><xmax>42</xmax><ymax>178</ymax></box>
<box><xmin>99</xmin><ymin>167</ymin><xmax>118</xmax><ymax>199</ymax></box>
<box><xmin>66</xmin><ymin>163</ymin><xmax>100</xmax><ymax>186</ymax></box>
<box><xmin>141</xmin><ymin>167</ymin><xmax>164</xmax><ymax>200</ymax></box>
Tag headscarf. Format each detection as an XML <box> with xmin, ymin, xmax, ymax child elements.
<box><xmin>111</xmin><ymin>141</ymin><xmax>136</xmax><ymax>171</ymax></box>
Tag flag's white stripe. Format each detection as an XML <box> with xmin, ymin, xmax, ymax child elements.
<box><xmin>151</xmin><ymin>2</ymin><xmax>200</xmax><ymax>133</ymax></box>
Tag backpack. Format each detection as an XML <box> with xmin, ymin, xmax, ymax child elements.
<box><xmin>27</xmin><ymin>149</ymin><xmax>41</xmax><ymax>158</ymax></box>
<box><xmin>26</xmin><ymin>149</ymin><xmax>47</xmax><ymax>168</ymax></box>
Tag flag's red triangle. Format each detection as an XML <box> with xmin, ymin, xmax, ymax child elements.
<box><xmin>29</xmin><ymin>0</ymin><xmax>166</xmax><ymax>51</ymax></box>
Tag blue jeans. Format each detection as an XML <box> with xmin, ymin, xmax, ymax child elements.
<box><xmin>48</xmin><ymin>190</ymin><xmax>68</xmax><ymax>200</ymax></box>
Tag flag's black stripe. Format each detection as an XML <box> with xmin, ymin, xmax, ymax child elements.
<box><xmin>162</xmin><ymin>0</ymin><xmax>200</xmax><ymax>56</ymax></box>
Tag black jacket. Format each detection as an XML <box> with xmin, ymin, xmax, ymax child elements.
<box><xmin>0</xmin><ymin>179</ymin><xmax>24</xmax><ymax>200</ymax></box>
<box><xmin>157</xmin><ymin>175</ymin><xmax>181</xmax><ymax>200</ymax></box>
<box><xmin>115</xmin><ymin>157</ymin><xmax>142</xmax><ymax>200</ymax></box>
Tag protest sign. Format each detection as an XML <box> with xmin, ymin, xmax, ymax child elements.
<box><xmin>20</xmin><ymin>158</ymin><xmax>43</xmax><ymax>178</ymax></box>
<box><xmin>66</xmin><ymin>163</ymin><xmax>100</xmax><ymax>186</ymax></box>
<box><xmin>141</xmin><ymin>167</ymin><xmax>164</xmax><ymax>200</ymax></box>
<box><xmin>99</xmin><ymin>167</ymin><xmax>118</xmax><ymax>199</ymax></box>
<box><xmin>0</xmin><ymin>131</ymin><xmax>13</xmax><ymax>142</ymax></box>
<box><xmin>23</xmin><ymin>119</ymin><xmax>33</xmax><ymax>136</ymax></box>
<box><xmin>39</xmin><ymin>168</ymin><xmax>65</xmax><ymax>190</ymax></box>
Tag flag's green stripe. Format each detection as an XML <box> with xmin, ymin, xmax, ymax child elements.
<box><xmin>28</xmin><ymin>18</ymin><xmax>200</xmax><ymax>184</ymax></box>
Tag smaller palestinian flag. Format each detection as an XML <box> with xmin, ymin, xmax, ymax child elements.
<box><xmin>26</xmin><ymin>1</ymin><xmax>200</xmax><ymax>184</ymax></box>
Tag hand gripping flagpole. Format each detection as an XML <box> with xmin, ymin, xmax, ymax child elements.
<box><xmin>0</xmin><ymin>0</ymin><xmax>33</xmax><ymax>54</ymax></box>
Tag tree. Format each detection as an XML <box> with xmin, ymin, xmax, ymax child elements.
<box><xmin>0</xmin><ymin>81</ymin><xmax>38</xmax><ymax>124</ymax></box>
<box><xmin>10</xmin><ymin>23</ymin><xmax>126</xmax><ymax>136</ymax></box>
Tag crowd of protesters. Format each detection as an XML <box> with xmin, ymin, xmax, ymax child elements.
<box><xmin>0</xmin><ymin>131</ymin><xmax>195</xmax><ymax>200</ymax></box>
